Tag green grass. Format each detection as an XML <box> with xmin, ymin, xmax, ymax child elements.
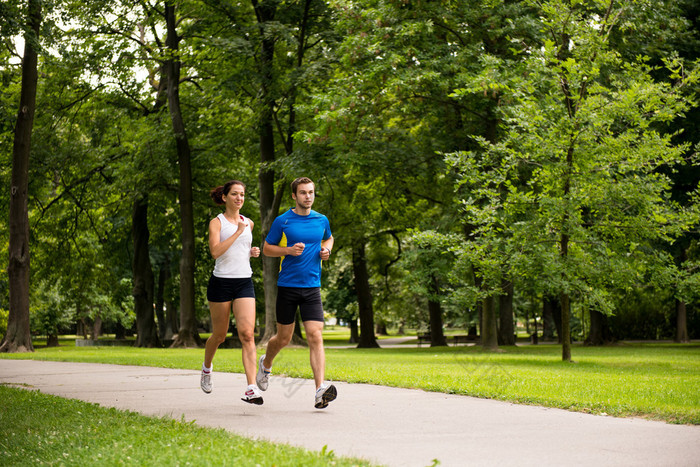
<box><xmin>0</xmin><ymin>385</ymin><xmax>371</xmax><ymax>467</ymax></box>
<box><xmin>4</xmin><ymin>338</ymin><xmax>699</xmax><ymax>424</ymax></box>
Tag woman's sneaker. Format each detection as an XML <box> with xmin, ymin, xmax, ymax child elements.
<box><xmin>241</xmin><ymin>386</ymin><xmax>264</xmax><ymax>405</ymax></box>
<box><xmin>314</xmin><ymin>384</ymin><xmax>337</xmax><ymax>409</ymax></box>
<box><xmin>256</xmin><ymin>355</ymin><xmax>270</xmax><ymax>391</ymax></box>
<box><xmin>200</xmin><ymin>371</ymin><xmax>212</xmax><ymax>394</ymax></box>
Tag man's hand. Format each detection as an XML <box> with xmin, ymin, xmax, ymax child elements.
<box><xmin>320</xmin><ymin>247</ymin><xmax>331</xmax><ymax>261</ymax></box>
<box><xmin>288</xmin><ymin>242</ymin><xmax>305</xmax><ymax>256</ymax></box>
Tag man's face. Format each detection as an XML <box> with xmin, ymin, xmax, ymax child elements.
<box><xmin>293</xmin><ymin>182</ymin><xmax>315</xmax><ymax>210</ymax></box>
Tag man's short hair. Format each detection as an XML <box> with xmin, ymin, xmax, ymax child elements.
<box><xmin>291</xmin><ymin>177</ymin><xmax>314</xmax><ymax>195</ymax></box>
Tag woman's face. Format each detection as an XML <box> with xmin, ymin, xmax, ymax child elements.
<box><xmin>224</xmin><ymin>184</ymin><xmax>245</xmax><ymax>209</ymax></box>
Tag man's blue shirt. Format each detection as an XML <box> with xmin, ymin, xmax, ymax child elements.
<box><xmin>265</xmin><ymin>208</ymin><xmax>332</xmax><ymax>288</ymax></box>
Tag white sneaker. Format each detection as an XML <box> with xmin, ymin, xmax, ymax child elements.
<box><xmin>314</xmin><ymin>384</ymin><xmax>337</xmax><ymax>409</ymax></box>
<box><xmin>256</xmin><ymin>355</ymin><xmax>270</xmax><ymax>391</ymax></box>
<box><xmin>241</xmin><ymin>386</ymin><xmax>264</xmax><ymax>405</ymax></box>
<box><xmin>200</xmin><ymin>370</ymin><xmax>212</xmax><ymax>394</ymax></box>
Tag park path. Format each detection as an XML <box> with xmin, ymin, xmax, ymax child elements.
<box><xmin>1</xmin><ymin>359</ymin><xmax>699</xmax><ymax>467</ymax></box>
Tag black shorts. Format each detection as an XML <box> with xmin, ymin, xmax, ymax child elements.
<box><xmin>207</xmin><ymin>275</ymin><xmax>255</xmax><ymax>302</ymax></box>
<box><xmin>276</xmin><ymin>286</ymin><xmax>324</xmax><ymax>325</ymax></box>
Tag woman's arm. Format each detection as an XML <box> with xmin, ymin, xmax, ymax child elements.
<box><xmin>208</xmin><ymin>216</ymin><xmax>246</xmax><ymax>259</ymax></box>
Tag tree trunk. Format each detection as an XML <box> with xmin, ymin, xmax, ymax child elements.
<box><xmin>585</xmin><ymin>309</ymin><xmax>612</xmax><ymax>346</ymax></box>
<box><xmin>560</xmin><ymin>292</ymin><xmax>572</xmax><ymax>362</ymax></box>
<box><xmin>675</xmin><ymin>299</ymin><xmax>689</xmax><ymax>343</ymax></box>
<box><xmin>1</xmin><ymin>0</ymin><xmax>41</xmax><ymax>354</ymax></box>
<box><xmin>559</xmin><ymin>137</ymin><xmax>574</xmax><ymax>362</ymax></box>
<box><xmin>91</xmin><ymin>315</ymin><xmax>102</xmax><ymax>341</ymax></box>
<box><xmin>166</xmin><ymin>295</ymin><xmax>178</xmax><ymax>340</ymax></box>
<box><xmin>253</xmin><ymin>0</ymin><xmax>284</xmax><ymax>346</ymax></box>
<box><xmin>115</xmin><ymin>321</ymin><xmax>126</xmax><ymax>340</ymax></box>
<box><xmin>348</xmin><ymin>318</ymin><xmax>359</xmax><ymax>344</ymax></box>
<box><xmin>428</xmin><ymin>275</ymin><xmax>447</xmax><ymax>347</ymax></box>
<box><xmin>498</xmin><ymin>278</ymin><xmax>515</xmax><ymax>345</ymax></box>
<box><xmin>353</xmin><ymin>243</ymin><xmax>379</xmax><ymax>348</ymax></box>
<box><xmin>155</xmin><ymin>262</ymin><xmax>169</xmax><ymax>339</ymax></box>
<box><xmin>79</xmin><ymin>316</ymin><xmax>88</xmax><ymax>339</ymax></box>
<box><xmin>397</xmin><ymin>319</ymin><xmax>405</xmax><ymax>335</ymax></box>
<box><xmin>132</xmin><ymin>196</ymin><xmax>160</xmax><ymax>348</ymax></box>
<box><xmin>164</xmin><ymin>2</ymin><xmax>200</xmax><ymax>348</ymax></box>
<box><xmin>481</xmin><ymin>295</ymin><xmax>499</xmax><ymax>351</ymax></box>
<box><xmin>542</xmin><ymin>296</ymin><xmax>556</xmax><ymax>341</ymax></box>
<box><xmin>549</xmin><ymin>295</ymin><xmax>563</xmax><ymax>343</ymax></box>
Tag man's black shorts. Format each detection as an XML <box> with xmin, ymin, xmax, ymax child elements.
<box><xmin>276</xmin><ymin>286</ymin><xmax>324</xmax><ymax>325</ymax></box>
<box><xmin>207</xmin><ymin>275</ymin><xmax>255</xmax><ymax>302</ymax></box>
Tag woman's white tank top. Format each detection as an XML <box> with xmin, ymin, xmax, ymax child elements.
<box><xmin>212</xmin><ymin>213</ymin><xmax>253</xmax><ymax>278</ymax></box>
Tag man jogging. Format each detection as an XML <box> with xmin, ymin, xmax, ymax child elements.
<box><xmin>257</xmin><ymin>177</ymin><xmax>336</xmax><ymax>409</ymax></box>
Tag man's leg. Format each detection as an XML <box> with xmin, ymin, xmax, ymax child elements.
<box><xmin>303</xmin><ymin>319</ymin><xmax>325</xmax><ymax>389</ymax></box>
<box><xmin>262</xmin><ymin>322</ymin><xmax>295</xmax><ymax>369</ymax></box>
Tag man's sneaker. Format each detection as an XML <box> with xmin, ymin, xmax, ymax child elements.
<box><xmin>241</xmin><ymin>386</ymin><xmax>264</xmax><ymax>405</ymax></box>
<box><xmin>200</xmin><ymin>371</ymin><xmax>212</xmax><ymax>394</ymax></box>
<box><xmin>314</xmin><ymin>384</ymin><xmax>337</xmax><ymax>409</ymax></box>
<box><xmin>256</xmin><ymin>355</ymin><xmax>270</xmax><ymax>391</ymax></box>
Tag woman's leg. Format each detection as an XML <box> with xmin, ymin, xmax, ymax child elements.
<box><xmin>204</xmin><ymin>301</ymin><xmax>232</xmax><ymax>368</ymax></box>
<box><xmin>232</xmin><ymin>297</ymin><xmax>257</xmax><ymax>385</ymax></box>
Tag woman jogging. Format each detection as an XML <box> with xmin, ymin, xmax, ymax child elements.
<box><xmin>201</xmin><ymin>180</ymin><xmax>263</xmax><ymax>404</ymax></box>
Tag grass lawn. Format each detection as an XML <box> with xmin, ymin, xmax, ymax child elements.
<box><xmin>3</xmin><ymin>335</ymin><xmax>699</xmax><ymax>425</ymax></box>
<box><xmin>0</xmin><ymin>385</ymin><xmax>371</xmax><ymax>466</ymax></box>
<box><xmin>2</xmin><ymin>333</ymin><xmax>698</xmax><ymax>466</ymax></box>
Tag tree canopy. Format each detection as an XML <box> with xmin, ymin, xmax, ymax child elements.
<box><xmin>2</xmin><ymin>0</ymin><xmax>699</xmax><ymax>359</ymax></box>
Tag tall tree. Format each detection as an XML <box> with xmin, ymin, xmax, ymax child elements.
<box><xmin>2</xmin><ymin>0</ymin><xmax>41</xmax><ymax>353</ymax></box>
<box><xmin>252</xmin><ymin>0</ymin><xmax>284</xmax><ymax>344</ymax></box>
<box><xmin>165</xmin><ymin>1</ymin><xmax>201</xmax><ymax>347</ymax></box>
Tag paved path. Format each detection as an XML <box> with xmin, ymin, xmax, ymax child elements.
<box><xmin>1</xmin><ymin>359</ymin><xmax>699</xmax><ymax>466</ymax></box>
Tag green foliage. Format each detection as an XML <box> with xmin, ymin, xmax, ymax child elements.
<box><xmin>446</xmin><ymin>0</ymin><xmax>700</xmax><ymax>319</ymax></box>
<box><xmin>324</xmin><ymin>262</ymin><xmax>359</xmax><ymax>323</ymax></box>
<box><xmin>0</xmin><ymin>307</ymin><xmax>7</xmax><ymax>340</ymax></box>
<box><xmin>610</xmin><ymin>290</ymin><xmax>676</xmax><ymax>340</ymax></box>
<box><xmin>30</xmin><ymin>282</ymin><xmax>72</xmax><ymax>337</ymax></box>
<box><xmin>1</xmin><ymin>0</ymin><xmax>698</xmax><ymax>350</ymax></box>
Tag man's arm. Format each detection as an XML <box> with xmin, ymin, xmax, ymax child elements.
<box><xmin>263</xmin><ymin>241</ymin><xmax>305</xmax><ymax>257</ymax></box>
<box><xmin>320</xmin><ymin>235</ymin><xmax>334</xmax><ymax>260</ymax></box>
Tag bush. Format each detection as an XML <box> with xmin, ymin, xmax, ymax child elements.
<box><xmin>609</xmin><ymin>290</ymin><xmax>675</xmax><ymax>340</ymax></box>
<box><xmin>0</xmin><ymin>308</ymin><xmax>8</xmax><ymax>341</ymax></box>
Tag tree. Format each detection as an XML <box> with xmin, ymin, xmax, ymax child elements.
<box><xmin>164</xmin><ymin>1</ymin><xmax>201</xmax><ymax>348</ymax></box>
<box><xmin>448</xmin><ymin>0</ymin><xmax>698</xmax><ymax>360</ymax></box>
<box><xmin>2</xmin><ymin>0</ymin><xmax>41</xmax><ymax>353</ymax></box>
<box><xmin>401</xmin><ymin>231</ymin><xmax>458</xmax><ymax>347</ymax></box>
